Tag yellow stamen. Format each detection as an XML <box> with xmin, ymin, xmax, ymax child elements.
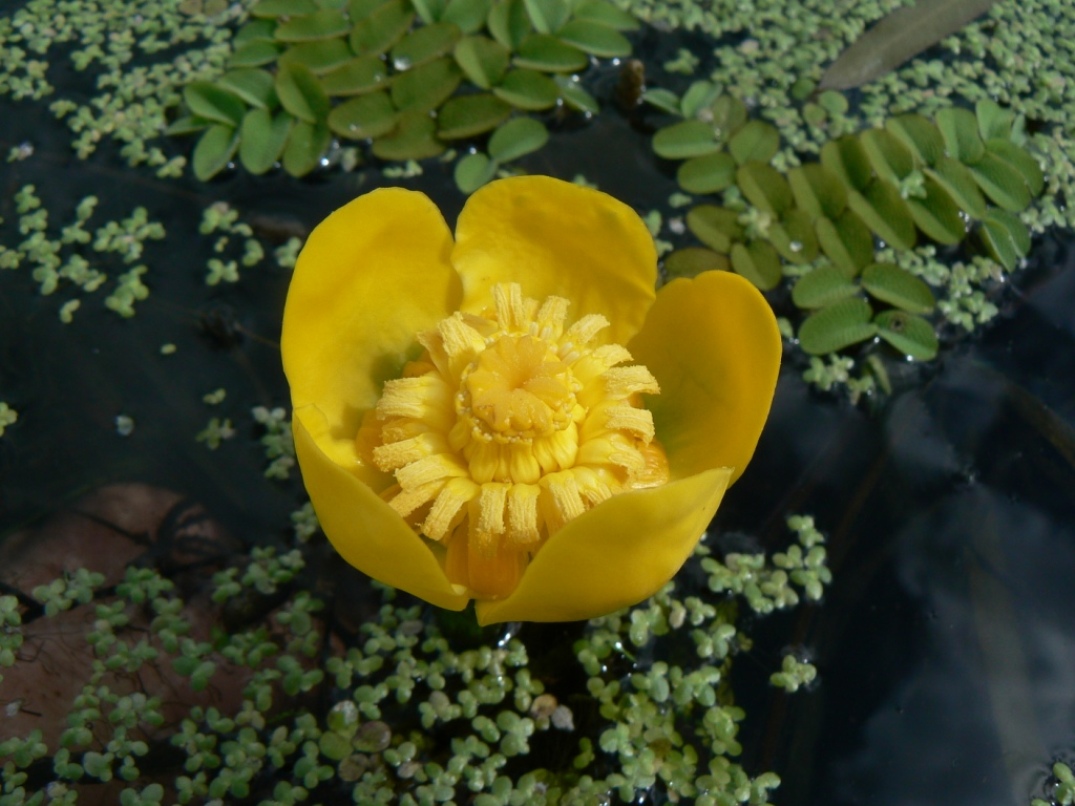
<box><xmin>367</xmin><ymin>283</ymin><xmax>669</xmax><ymax>598</ymax></box>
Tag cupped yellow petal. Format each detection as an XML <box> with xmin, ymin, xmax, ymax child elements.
<box><xmin>294</xmin><ymin>408</ymin><xmax>470</xmax><ymax>611</ymax></box>
<box><xmin>474</xmin><ymin>467</ymin><xmax>732</xmax><ymax>625</ymax></box>
<box><xmin>627</xmin><ymin>270</ymin><xmax>782</xmax><ymax>483</ymax></box>
<box><xmin>282</xmin><ymin>188</ymin><xmax>461</xmax><ymax>487</ymax></box>
<box><xmin>452</xmin><ymin>176</ymin><xmax>657</xmax><ymax>345</ymax></box>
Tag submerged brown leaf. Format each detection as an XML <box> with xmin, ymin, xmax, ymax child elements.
<box><xmin>820</xmin><ymin>0</ymin><xmax>998</xmax><ymax>91</ymax></box>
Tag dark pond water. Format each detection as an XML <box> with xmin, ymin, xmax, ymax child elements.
<box><xmin>2</xmin><ymin>33</ymin><xmax>1074</xmax><ymax>806</ymax></box>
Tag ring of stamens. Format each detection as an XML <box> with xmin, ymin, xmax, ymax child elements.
<box><xmin>361</xmin><ymin>282</ymin><xmax>668</xmax><ymax>599</ymax></box>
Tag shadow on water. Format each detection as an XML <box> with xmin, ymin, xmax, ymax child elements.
<box><xmin>722</xmin><ymin>242</ymin><xmax>1075</xmax><ymax>805</ymax></box>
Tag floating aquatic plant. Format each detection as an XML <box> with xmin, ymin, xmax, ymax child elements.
<box><xmin>169</xmin><ymin>0</ymin><xmax>638</xmax><ymax>183</ymax></box>
<box><xmin>0</xmin><ymin>402</ymin><xmax>17</xmax><ymax>438</ymax></box>
<box><xmin>652</xmin><ymin>90</ymin><xmax>1043</xmax><ymax>363</ymax></box>
<box><xmin>1032</xmin><ymin>762</ymin><xmax>1075</xmax><ymax>806</ymax></box>
<box><xmin>0</xmin><ymin>186</ymin><xmax>166</xmax><ymax>320</ymax></box>
<box><xmin>0</xmin><ymin>508</ymin><xmax>828</xmax><ymax>803</ymax></box>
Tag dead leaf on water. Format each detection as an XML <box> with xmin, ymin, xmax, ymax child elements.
<box><xmin>819</xmin><ymin>0</ymin><xmax>998</xmax><ymax>91</ymax></box>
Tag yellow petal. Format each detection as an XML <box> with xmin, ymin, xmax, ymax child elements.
<box><xmin>282</xmin><ymin>188</ymin><xmax>461</xmax><ymax>487</ymax></box>
<box><xmin>294</xmin><ymin>408</ymin><xmax>470</xmax><ymax>611</ymax></box>
<box><xmin>627</xmin><ymin>271</ymin><xmax>781</xmax><ymax>483</ymax></box>
<box><xmin>452</xmin><ymin>176</ymin><xmax>657</xmax><ymax>345</ymax></box>
<box><xmin>474</xmin><ymin>468</ymin><xmax>732</xmax><ymax>624</ymax></box>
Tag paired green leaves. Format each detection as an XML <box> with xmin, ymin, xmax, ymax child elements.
<box><xmin>173</xmin><ymin>0</ymin><xmax>638</xmax><ymax>180</ymax></box>
<box><xmin>796</xmin><ymin>263</ymin><xmax>938</xmax><ymax>360</ymax></box>
<box><xmin>654</xmin><ymin>93</ymin><xmax>1042</xmax><ymax>366</ymax></box>
<box><xmin>656</xmin><ymin>93</ymin><xmax>1040</xmax><ymax>290</ymax></box>
<box><xmin>452</xmin><ymin>116</ymin><xmax>548</xmax><ymax>191</ymax></box>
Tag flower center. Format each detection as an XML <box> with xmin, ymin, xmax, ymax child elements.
<box><xmin>461</xmin><ymin>334</ymin><xmax>576</xmax><ymax>441</ymax></box>
<box><xmin>362</xmin><ymin>283</ymin><xmax>668</xmax><ymax>599</ymax></box>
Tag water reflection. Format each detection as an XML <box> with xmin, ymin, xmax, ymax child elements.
<box><xmin>746</xmin><ymin>251</ymin><xmax>1075</xmax><ymax>806</ymax></box>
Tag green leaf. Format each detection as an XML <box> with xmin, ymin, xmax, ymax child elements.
<box><xmin>816</xmin><ymin>211</ymin><xmax>874</xmax><ymax>278</ymax></box>
<box><xmin>441</xmin><ymin>0</ymin><xmax>492</xmax><ymax>33</ymax></box>
<box><xmin>969</xmin><ymin>151</ymin><xmax>1032</xmax><ymax>212</ymax></box>
<box><xmin>664</xmin><ymin>247</ymin><xmax>729</xmax><ymax>279</ymax></box>
<box><xmin>728</xmin><ymin>120</ymin><xmax>780</xmax><ymax>166</ymax></box>
<box><xmin>192</xmin><ymin>124</ymin><xmax>239</xmax><ymax>181</ymax></box>
<box><xmin>234</xmin><ymin>19</ymin><xmax>276</xmax><ymax>45</ymax></box>
<box><xmin>454</xmin><ymin>151</ymin><xmax>498</xmax><ymax>193</ymax></box>
<box><xmin>925</xmin><ymin>155</ymin><xmax>987</xmax><ymax>219</ymax></box>
<box><xmin>641</xmin><ymin>88</ymin><xmax>680</xmax><ymax>115</ymax></box>
<box><xmin>707</xmin><ymin>94</ymin><xmax>748</xmax><ymax>138</ymax></box>
<box><xmin>769</xmin><ymin>208</ymin><xmax>819</xmax><ymax>264</ymax></box>
<box><xmin>980</xmin><ymin>209</ymin><xmax>1031</xmax><ymax>270</ymax></box>
<box><xmin>848</xmin><ymin>181</ymin><xmax>916</xmax><ymax>251</ymax></box>
<box><xmin>488</xmin><ymin>116</ymin><xmax>549</xmax><ymax>162</ymax></box>
<box><xmin>240</xmin><ymin>108</ymin><xmax>293</xmax><ymax>174</ymax></box>
<box><xmin>218</xmin><ymin>69</ymin><xmax>277</xmax><ymax>109</ymax></box>
<box><xmin>687</xmin><ymin>205</ymin><xmax>744</xmax><ymax>253</ymax></box>
<box><xmin>165</xmin><ymin>115</ymin><xmax>212</xmax><ymax>136</ymax></box>
<box><xmin>184</xmin><ymin>82</ymin><xmax>246</xmax><ymax>126</ymax></box>
<box><xmin>905</xmin><ymin>175</ymin><xmax>965</xmax><ymax>245</ymax></box>
<box><xmin>229</xmin><ymin>40</ymin><xmax>283</xmax><ymax>68</ymax></box>
<box><xmin>390</xmin><ymin>22</ymin><xmax>462</xmax><ymax>69</ymax></box>
<box><xmin>372</xmin><ymin>109</ymin><xmax>446</xmax><ymax>160</ymax></box>
<box><xmin>818</xmin><ymin>90</ymin><xmax>849</xmax><ymax>116</ymax></box>
<box><xmin>791</xmin><ymin>264</ymin><xmax>860</xmax><ymax>309</ymax></box>
<box><xmin>679</xmin><ymin>80</ymin><xmax>721</xmax><ymax>120</ymax></box>
<box><xmin>874</xmin><ymin>310</ymin><xmax>938</xmax><ymax>360</ymax></box>
<box><xmin>327</xmin><ymin>91</ymin><xmax>398</xmax><ymax>138</ymax></box>
<box><xmin>350</xmin><ymin>0</ymin><xmax>415</xmax><ymax>57</ymax></box>
<box><xmin>985</xmin><ymin>139</ymin><xmax>1044</xmax><ymax>196</ymax></box>
<box><xmin>861</xmin><ymin>262</ymin><xmax>935</xmax><ymax>313</ymax></box>
<box><xmin>553</xmin><ymin>75</ymin><xmax>598</xmax><ymax>113</ymax></box>
<box><xmin>523</xmin><ymin>0</ymin><xmax>569</xmax><ymax>34</ymax></box>
<box><xmin>492</xmin><ymin>68</ymin><xmax>559</xmax><ymax>110</ymax></box>
<box><xmin>487</xmin><ymin>0</ymin><xmax>531</xmax><ymax>49</ymax></box>
<box><xmin>736</xmin><ymin>161</ymin><xmax>793</xmax><ymax>216</ymax></box>
<box><xmin>348</xmin><ymin>0</ymin><xmax>385</xmax><ymax>21</ymax></box>
<box><xmin>885</xmin><ymin>113</ymin><xmax>945</xmax><ymax>166</ymax></box>
<box><xmin>283</xmin><ymin>118</ymin><xmax>330</xmax><ymax>176</ymax></box>
<box><xmin>677</xmin><ymin>152</ymin><xmax>737</xmax><ymax>195</ymax></box>
<box><xmin>391</xmin><ymin>57</ymin><xmax>461</xmax><ymax>113</ymax></box>
<box><xmin>320</xmin><ymin>55</ymin><xmax>390</xmax><ymax>95</ymax></box>
<box><xmin>514</xmin><ymin>33</ymin><xmax>588</xmax><ymax>72</ymax></box>
<box><xmin>453</xmin><ymin>35</ymin><xmax>510</xmax><ymax>88</ymax></box>
<box><xmin>730</xmin><ymin>240</ymin><xmax>782</xmax><ymax>291</ymax></box>
<box><xmin>976</xmin><ymin>98</ymin><xmax>1014</xmax><ymax>141</ymax></box>
<box><xmin>251</xmin><ymin>0</ymin><xmax>319</xmax><ymax>17</ymax></box>
<box><xmin>437</xmin><ymin>93</ymin><xmax>512</xmax><ymax>138</ymax></box>
<box><xmin>275</xmin><ymin>62</ymin><xmax>330</xmax><ymax>123</ymax></box>
<box><xmin>409</xmin><ymin>0</ymin><xmax>446</xmax><ymax>24</ymax></box>
<box><xmin>275</xmin><ymin>8</ymin><xmax>351</xmax><ymax>41</ymax></box>
<box><xmin>860</xmin><ymin>128</ymin><xmax>913</xmax><ymax>184</ymax></box>
<box><xmin>788</xmin><ymin>163</ymin><xmax>847</xmax><ymax>220</ymax></box>
<box><xmin>573</xmin><ymin>0</ymin><xmax>639</xmax><ymax>31</ymax></box>
<box><xmin>319</xmin><ymin>732</ymin><xmax>352</xmax><ymax>762</ymax></box>
<box><xmin>936</xmin><ymin>106</ymin><xmax>985</xmax><ymax>164</ymax></box>
<box><xmin>819</xmin><ymin>0</ymin><xmax>998</xmax><ymax>90</ymax></box>
<box><xmin>279</xmin><ymin>39</ymin><xmax>354</xmax><ymax>73</ymax></box>
<box><xmin>820</xmin><ymin>135</ymin><xmax>872</xmax><ymax>191</ymax></box>
<box><xmin>798</xmin><ymin>298</ymin><xmax>877</xmax><ymax>355</ymax></box>
<box><xmin>555</xmin><ymin>19</ymin><xmax>631</xmax><ymax>57</ymax></box>
<box><xmin>652</xmin><ymin>120</ymin><xmax>721</xmax><ymax>160</ymax></box>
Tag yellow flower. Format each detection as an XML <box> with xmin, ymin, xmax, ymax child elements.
<box><xmin>282</xmin><ymin>176</ymin><xmax>781</xmax><ymax>625</ymax></box>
